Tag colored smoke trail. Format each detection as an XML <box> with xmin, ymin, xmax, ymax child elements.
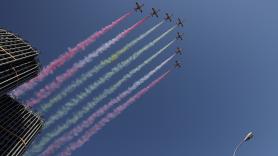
<box><xmin>31</xmin><ymin>27</ymin><xmax>175</xmax><ymax>153</ymax></box>
<box><xmin>60</xmin><ymin>70</ymin><xmax>171</xmax><ymax>156</ymax></box>
<box><xmin>40</xmin><ymin>49</ymin><xmax>175</xmax><ymax>156</ymax></box>
<box><xmin>12</xmin><ymin>12</ymin><xmax>131</xmax><ymax>97</ymax></box>
<box><xmin>26</xmin><ymin>17</ymin><xmax>149</xmax><ymax>107</ymax></box>
<box><xmin>44</xmin><ymin>28</ymin><xmax>175</xmax><ymax>129</ymax></box>
<box><xmin>40</xmin><ymin>21</ymin><xmax>164</xmax><ymax>114</ymax></box>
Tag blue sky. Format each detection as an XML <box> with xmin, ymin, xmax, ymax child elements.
<box><xmin>1</xmin><ymin>0</ymin><xmax>278</xmax><ymax>156</ymax></box>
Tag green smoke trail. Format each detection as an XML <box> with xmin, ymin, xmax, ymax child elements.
<box><xmin>44</xmin><ymin>26</ymin><xmax>175</xmax><ymax>129</ymax></box>
<box><xmin>31</xmin><ymin>27</ymin><xmax>176</xmax><ymax>153</ymax></box>
<box><xmin>39</xmin><ymin>21</ymin><xmax>164</xmax><ymax>113</ymax></box>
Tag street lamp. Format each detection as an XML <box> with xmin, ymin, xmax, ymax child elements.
<box><xmin>233</xmin><ymin>132</ymin><xmax>254</xmax><ymax>156</ymax></box>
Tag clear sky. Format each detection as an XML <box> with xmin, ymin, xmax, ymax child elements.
<box><xmin>1</xmin><ymin>0</ymin><xmax>278</xmax><ymax>156</ymax></box>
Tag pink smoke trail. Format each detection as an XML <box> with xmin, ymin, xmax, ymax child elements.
<box><xmin>26</xmin><ymin>17</ymin><xmax>149</xmax><ymax>107</ymax></box>
<box><xmin>59</xmin><ymin>70</ymin><xmax>171</xmax><ymax>156</ymax></box>
<box><xmin>40</xmin><ymin>54</ymin><xmax>175</xmax><ymax>156</ymax></box>
<box><xmin>12</xmin><ymin>12</ymin><xmax>132</xmax><ymax>97</ymax></box>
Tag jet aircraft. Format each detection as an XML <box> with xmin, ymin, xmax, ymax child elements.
<box><xmin>151</xmin><ymin>8</ymin><xmax>160</xmax><ymax>17</ymax></box>
<box><xmin>175</xmin><ymin>60</ymin><xmax>182</xmax><ymax>68</ymax></box>
<box><xmin>176</xmin><ymin>32</ymin><xmax>184</xmax><ymax>40</ymax></box>
<box><xmin>134</xmin><ymin>2</ymin><xmax>144</xmax><ymax>13</ymax></box>
<box><xmin>165</xmin><ymin>13</ymin><xmax>173</xmax><ymax>22</ymax></box>
<box><xmin>176</xmin><ymin>47</ymin><xmax>183</xmax><ymax>55</ymax></box>
<box><xmin>177</xmin><ymin>18</ymin><xmax>184</xmax><ymax>27</ymax></box>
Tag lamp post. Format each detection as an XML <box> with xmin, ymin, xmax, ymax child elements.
<box><xmin>233</xmin><ymin>132</ymin><xmax>254</xmax><ymax>156</ymax></box>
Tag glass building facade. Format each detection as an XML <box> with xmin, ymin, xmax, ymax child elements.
<box><xmin>0</xmin><ymin>95</ymin><xmax>44</xmax><ymax>156</ymax></box>
<box><xmin>0</xmin><ymin>29</ymin><xmax>43</xmax><ymax>155</ymax></box>
<box><xmin>0</xmin><ymin>29</ymin><xmax>40</xmax><ymax>96</ymax></box>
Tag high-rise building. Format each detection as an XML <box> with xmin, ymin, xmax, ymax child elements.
<box><xmin>0</xmin><ymin>95</ymin><xmax>44</xmax><ymax>156</ymax></box>
<box><xmin>0</xmin><ymin>28</ymin><xmax>40</xmax><ymax>96</ymax></box>
<box><xmin>0</xmin><ymin>28</ymin><xmax>43</xmax><ymax>155</ymax></box>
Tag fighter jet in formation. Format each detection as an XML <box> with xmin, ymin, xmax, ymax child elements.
<box><xmin>164</xmin><ymin>13</ymin><xmax>173</xmax><ymax>22</ymax></box>
<box><xmin>177</xmin><ymin>18</ymin><xmax>184</xmax><ymax>27</ymax></box>
<box><xmin>176</xmin><ymin>32</ymin><xmax>184</xmax><ymax>40</ymax></box>
<box><xmin>134</xmin><ymin>2</ymin><xmax>185</xmax><ymax>69</ymax></box>
<box><xmin>134</xmin><ymin>2</ymin><xmax>144</xmax><ymax>13</ymax></box>
<box><xmin>151</xmin><ymin>8</ymin><xmax>160</xmax><ymax>17</ymax></box>
<box><xmin>176</xmin><ymin>47</ymin><xmax>183</xmax><ymax>55</ymax></box>
<box><xmin>175</xmin><ymin>60</ymin><xmax>182</xmax><ymax>69</ymax></box>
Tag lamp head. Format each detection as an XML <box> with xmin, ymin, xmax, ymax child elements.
<box><xmin>244</xmin><ymin>132</ymin><xmax>254</xmax><ymax>142</ymax></box>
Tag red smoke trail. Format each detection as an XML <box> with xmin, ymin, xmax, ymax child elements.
<box><xmin>59</xmin><ymin>70</ymin><xmax>171</xmax><ymax>156</ymax></box>
<box><xmin>12</xmin><ymin>12</ymin><xmax>132</xmax><ymax>97</ymax></box>
<box><xmin>26</xmin><ymin>17</ymin><xmax>149</xmax><ymax>107</ymax></box>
